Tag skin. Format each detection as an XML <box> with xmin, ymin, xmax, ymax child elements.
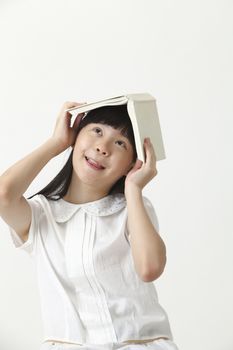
<box><xmin>63</xmin><ymin>122</ymin><xmax>137</xmax><ymax>204</ymax></box>
<box><xmin>52</xmin><ymin>101</ymin><xmax>158</xmax><ymax>204</ymax></box>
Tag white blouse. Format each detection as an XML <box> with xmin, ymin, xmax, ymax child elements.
<box><xmin>8</xmin><ymin>193</ymin><xmax>174</xmax><ymax>345</ymax></box>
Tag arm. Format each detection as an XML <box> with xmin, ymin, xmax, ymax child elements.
<box><xmin>0</xmin><ymin>102</ymin><xmax>85</xmax><ymax>242</ymax></box>
<box><xmin>0</xmin><ymin>139</ymin><xmax>61</xmax><ymax>242</ymax></box>
<box><xmin>0</xmin><ymin>101</ymin><xmax>85</xmax><ymax>201</ymax></box>
<box><xmin>125</xmin><ymin>186</ymin><xmax>166</xmax><ymax>282</ymax></box>
<box><xmin>0</xmin><ymin>138</ymin><xmax>60</xmax><ymax>202</ymax></box>
<box><xmin>124</xmin><ymin>137</ymin><xmax>166</xmax><ymax>282</ymax></box>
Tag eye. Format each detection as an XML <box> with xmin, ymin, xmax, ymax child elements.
<box><xmin>116</xmin><ymin>140</ymin><xmax>127</xmax><ymax>148</ymax></box>
<box><xmin>92</xmin><ymin>126</ymin><xmax>127</xmax><ymax>149</ymax></box>
<box><xmin>93</xmin><ymin>127</ymin><xmax>102</xmax><ymax>134</ymax></box>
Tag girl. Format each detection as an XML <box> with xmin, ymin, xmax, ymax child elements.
<box><xmin>0</xmin><ymin>101</ymin><xmax>179</xmax><ymax>350</ymax></box>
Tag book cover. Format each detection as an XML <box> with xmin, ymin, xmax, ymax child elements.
<box><xmin>66</xmin><ymin>93</ymin><xmax>166</xmax><ymax>162</ymax></box>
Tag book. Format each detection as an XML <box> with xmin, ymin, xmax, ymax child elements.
<box><xmin>65</xmin><ymin>93</ymin><xmax>166</xmax><ymax>163</ymax></box>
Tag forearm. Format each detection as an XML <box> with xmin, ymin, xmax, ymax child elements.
<box><xmin>0</xmin><ymin>138</ymin><xmax>61</xmax><ymax>202</ymax></box>
<box><xmin>125</xmin><ymin>187</ymin><xmax>166</xmax><ymax>281</ymax></box>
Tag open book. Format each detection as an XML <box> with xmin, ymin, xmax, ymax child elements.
<box><xmin>65</xmin><ymin>93</ymin><xmax>166</xmax><ymax>163</ymax></box>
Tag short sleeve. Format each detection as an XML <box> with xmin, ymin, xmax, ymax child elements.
<box><xmin>8</xmin><ymin>196</ymin><xmax>42</xmax><ymax>255</ymax></box>
<box><xmin>125</xmin><ymin>196</ymin><xmax>160</xmax><ymax>244</ymax></box>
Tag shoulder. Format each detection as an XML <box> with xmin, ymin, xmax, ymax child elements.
<box><xmin>27</xmin><ymin>194</ymin><xmax>56</xmax><ymax>222</ymax></box>
<box><xmin>27</xmin><ymin>194</ymin><xmax>45</xmax><ymax>214</ymax></box>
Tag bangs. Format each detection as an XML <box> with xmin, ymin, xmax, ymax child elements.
<box><xmin>81</xmin><ymin>105</ymin><xmax>131</xmax><ymax>138</ymax></box>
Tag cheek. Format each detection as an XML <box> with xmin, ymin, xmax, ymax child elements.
<box><xmin>72</xmin><ymin>143</ymin><xmax>86</xmax><ymax>167</ymax></box>
<box><xmin>118</xmin><ymin>156</ymin><xmax>134</xmax><ymax>173</ymax></box>
<box><xmin>73</xmin><ymin>137</ymin><xmax>88</xmax><ymax>154</ymax></box>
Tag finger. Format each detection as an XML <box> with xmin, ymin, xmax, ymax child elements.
<box><xmin>64</xmin><ymin>101</ymin><xmax>87</xmax><ymax>108</ymax></box>
<box><xmin>72</xmin><ymin>113</ymin><xmax>84</xmax><ymax>129</ymax></box>
<box><xmin>65</xmin><ymin>102</ymin><xmax>87</xmax><ymax>115</ymax></box>
<box><xmin>144</xmin><ymin>138</ymin><xmax>157</xmax><ymax>168</ymax></box>
<box><xmin>134</xmin><ymin>159</ymin><xmax>143</xmax><ymax>169</ymax></box>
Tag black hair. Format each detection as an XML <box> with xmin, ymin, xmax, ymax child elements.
<box><xmin>27</xmin><ymin>104</ymin><xmax>137</xmax><ymax>201</ymax></box>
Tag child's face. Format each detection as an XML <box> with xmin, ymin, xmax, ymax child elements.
<box><xmin>72</xmin><ymin>123</ymin><xmax>135</xmax><ymax>192</ymax></box>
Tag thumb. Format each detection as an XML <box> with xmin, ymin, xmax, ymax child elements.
<box><xmin>127</xmin><ymin>159</ymin><xmax>143</xmax><ymax>175</ymax></box>
<box><xmin>133</xmin><ymin>159</ymin><xmax>143</xmax><ymax>170</ymax></box>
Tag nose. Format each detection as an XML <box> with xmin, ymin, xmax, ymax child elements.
<box><xmin>96</xmin><ymin>144</ymin><xmax>110</xmax><ymax>156</ymax></box>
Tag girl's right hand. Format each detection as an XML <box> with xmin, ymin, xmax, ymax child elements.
<box><xmin>50</xmin><ymin>101</ymin><xmax>87</xmax><ymax>154</ymax></box>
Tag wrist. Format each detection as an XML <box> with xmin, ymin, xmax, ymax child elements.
<box><xmin>46</xmin><ymin>138</ymin><xmax>66</xmax><ymax>157</ymax></box>
<box><xmin>125</xmin><ymin>183</ymin><xmax>142</xmax><ymax>200</ymax></box>
<box><xmin>48</xmin><ymin>137</ymin><xmax>69</xmax><ymax>156</ymax></box>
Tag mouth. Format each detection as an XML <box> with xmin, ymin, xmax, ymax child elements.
<box><xmin>85</xmin><ymin>156</ymin><xmax>105</xmax><ymax>170</ymax></box>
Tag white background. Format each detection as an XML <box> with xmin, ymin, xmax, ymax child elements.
<box><xmin>0</xmin><ymin>1</ymin><xmax>232</xmax><ymax>349</ymax></box>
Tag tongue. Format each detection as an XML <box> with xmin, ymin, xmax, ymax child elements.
<box><xmin>88</xmin><ymin>159</ymin><xmax>103</xmax><ymax>169</ymax></box>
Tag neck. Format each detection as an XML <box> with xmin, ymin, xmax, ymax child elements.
<box><xmin>63</xmin><ymin>173</ymin><xmax>110</xmax><ymax>204</ymax></box>
<box><xmin>63</xmin><ymin>190</ymin><xmax>109</xmax><ymax>205</ymax></box>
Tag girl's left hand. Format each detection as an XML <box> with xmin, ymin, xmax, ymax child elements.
<box><xmin>124</xmin><ymin>138</ymin><xmax>158</xmax><ymax>192</ymax></box>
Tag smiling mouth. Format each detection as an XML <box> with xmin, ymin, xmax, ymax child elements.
<box><xmin>85</xmin><ymin>156</ymin><xmax>105</xmax><ymax>170</ymax></box>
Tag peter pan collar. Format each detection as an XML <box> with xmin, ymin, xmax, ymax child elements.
<box><xmin>37</xmin><ymin>193</ymin><xmax>127</xmax><ymax>223</ymax></box>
